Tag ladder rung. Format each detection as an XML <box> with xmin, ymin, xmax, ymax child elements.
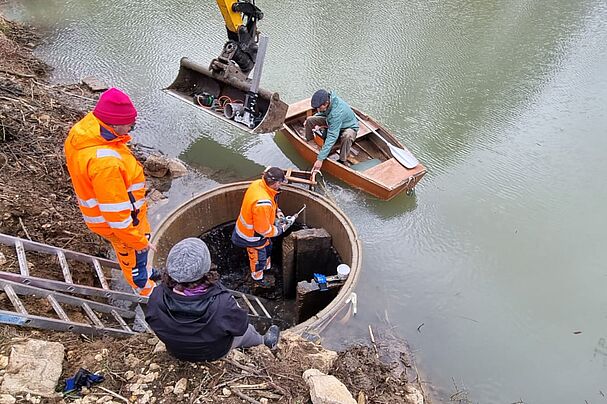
<box><xmin>239</xmin><ymin>293</ymin><xmax>259</xmax><ymax>317</ymax></box>
<box><xmin>4</xmin><ymin>285</ymin><xmax>28</xmax><ymax>315</ymax></box>
<box><xmin>81</xmin><ymin>302</ymin><xmax>105</xmax><ymax>328</ymax></box>
<box><xmin>46</xmin><ymin>294</ymin><xmax>69</xmax><ymax>322</ymax></box>
<box><xmin>92</xmin><ymin>259</ymin><xmax>109</xmax><ymax>290</ymax></box>
<box><xmin>254</xmin><ymin>296</ymin><xmax>271</xmax><ymax>318</ymax></box>
<box><xmin>56</xmin><ymin>250</ymin><xmax>73</xmax><ymax>284</ymax></box>
<box><xmin>14</xmin><ymin>240</ymin><xmax>29</xmax><ymax>277</ymax></box>
<box><xmin>111</xmin><ymin>309</ymin><xmax>132</xmax><ymax>333</ymax></box>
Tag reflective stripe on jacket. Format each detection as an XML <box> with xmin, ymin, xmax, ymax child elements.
<box><xmin>64</xmin><ymin>112</ymin><xmax>148</xmax><ymax>250</ymax></box>
<box><xmin>233</xmin><ymin>179</ymin><xmax>282</xmax><ymax>247</ymax></box>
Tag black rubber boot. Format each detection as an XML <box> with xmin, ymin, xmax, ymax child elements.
<box><xmin>263</xmin><ymin>325</ymin><xmax>280</xmax><ymax>350</ymax></box>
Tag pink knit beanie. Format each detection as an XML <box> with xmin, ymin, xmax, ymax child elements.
<box><xmin>93</xmin><ymin>88</ymin><xmax>137</xmax><ymax>125</ymax></box>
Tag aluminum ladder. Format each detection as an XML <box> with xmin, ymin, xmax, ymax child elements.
<box><xmin>0</xmin><ymin>233</ymin><xmax>272</xmax><ymax>337</ymax></box>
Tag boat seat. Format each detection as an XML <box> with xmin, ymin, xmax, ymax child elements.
<box><xmin>327</xmin><ymin>123</ymin><xmax>376</xmax><ymax>154</ymax></box>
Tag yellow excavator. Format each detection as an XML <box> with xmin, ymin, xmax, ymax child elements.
<box><xmin>164</xmin><ymin>0</ymin><xmax>288</xmax><ymax>134</ymax></box>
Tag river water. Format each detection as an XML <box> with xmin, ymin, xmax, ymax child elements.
<box><xmin>3</xmin><ymin>1</ymin><xmax>607</xmax><ymax>402</ymax></box>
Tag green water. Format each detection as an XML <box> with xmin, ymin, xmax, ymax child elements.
<box><xmin>3</xmin><ymin>1</ymin><xmax>607</xmax><ymax>402</ymax></box>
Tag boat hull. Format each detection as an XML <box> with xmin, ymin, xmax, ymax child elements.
<box><xmin>279</xmin><ymin>99</ymin><xmax>426</xmax><ymax>200</ymax></box>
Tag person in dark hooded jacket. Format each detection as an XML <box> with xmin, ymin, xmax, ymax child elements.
<box><xmin>145</xmin><ymin>238</ymin><xmax>280</xmax><ymax>362</ymax></box>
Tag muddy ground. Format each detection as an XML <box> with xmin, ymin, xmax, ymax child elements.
<box><xmin>0</xmin><ymin>15</ymin><xmax>430</xmax><ymax>404</ymax></box>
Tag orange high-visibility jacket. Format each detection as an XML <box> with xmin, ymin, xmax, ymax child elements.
<box><xmin>64</xmin><ymin>112</ymin><xmax>148</xmax><ymax>250</ymax></box>
<box><xmin>233</xmin><ymin>179</ymin><xmax>282</xmax><ymax>247</ymax></box>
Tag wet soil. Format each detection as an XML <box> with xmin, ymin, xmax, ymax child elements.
<box><xmin>0</xmin><ymin>15</ymin><xmax>429</xmax><ymax>404</ymax></box>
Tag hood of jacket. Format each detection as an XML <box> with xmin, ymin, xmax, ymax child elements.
<box><xmin>67</xmin><ymin>112</ymin><xmax>131</xmax><ymax>151</ymax></box>
<box><xmin>159</xmin><ymin>282</ymin><xmax>229</xmax><ymax>325</ymax></box>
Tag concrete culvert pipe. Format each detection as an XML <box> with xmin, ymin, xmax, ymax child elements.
<box><xmin>150</xmin><ymin>182</ymin><xmax>362</xmax><ymax>335</ymax></box>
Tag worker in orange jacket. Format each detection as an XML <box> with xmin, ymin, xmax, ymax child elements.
<box><xmin>64</xmin><ymin>88</ymin><xmax>155</xmax><ymax>296</ymax></box>
<box><xmin>231</xmin><ymin>167</ymin><xmax>291</xmax><ymax>281</ymax></box>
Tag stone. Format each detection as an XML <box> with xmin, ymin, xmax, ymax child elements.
<box><xmin>146</xmin><ymin>337</ymin><xmax>159</xmax><ymax>346</ymax></box>
<box><xmin>153</xmin><ymin>341</ymin><xmax>166</xmax><ymax>354</ymax></box>
<box><xmin>94</xmin><ymin>353</ymin><xmax>103</xmax><ymax>361</ymax></box>
<box><xmin>404</xmin><ymin>385</ymin><xmax>424</xmax><ymax>404</ymax></box>
<box><xmin>222</xmin><ymin>388</ymin><xmax>231</xmax><ymax>397</ymax></box>
<box><xmin>143</xmin><ymin>372</ymin><xmax>158</xmax><ymax>383</ymax></box>
<box><xmin>277</xmin><ymin>333</ymin><xmax>337</xmax><ymax>373</ymax></box>
<box><xmin>148</xmin><ymin>363</ymin><xmax>160</xmax><ymax>371</ymax></box>
<box><xmin>303</xmin><ymin>369</ymin><xmax>356</xmax><ymax>404</ymax></box>
<box><xmin>0</xmin><ymin>252</ymin><xmax>6</xmax><ymax>267</ymax></box>
<box><xmin>146</xmin><ymin>189</ymin><xmax>166</xmax><ymax>204</ymax></box>
<box><xmin>0</xmin><ymin>356</ymin><xmax>8</xmax><ymax>370</ymax></box>
<box><xmin>260</xmin><ymin>399</ymin><xmax>268</xmax><ymax>404</ymax></box>
<box><xmin>305</xmin><ymin>350</ymin><xmax>338</xmax><ymax>374</ymax></box>
<box><xmin>167</xmin><ymin>159</ymin><xmax>187</xmax><ymax>178</ymax></box>
<box><xmin>144</xmin><ymin>155</ymin><xmax>170</xmax><ymax>178</ymax></box>
<box><xmin>125</xmin><ymin>354</ymin><xmax>140</xmax><ymax>367</ymax></box>
<box><xmin>225</xmin><ymin>349</ymin><xmax>247</xmax><ymax>363</ymax></box>
<box><xmin>124</xmin><ymin>370</ymin><xmax>135</xmax><ymax>380</ymax></box>
<box><xmin>0</xmin><ymin>339</ymin><xmax>64</xmax><ymax>397</ymax></box>
<box><xmin>81</xmin><ymin>76</ymin><xmax>108</xmax><ymax>92</ymax></box>
<box><xmin>173</xmin><ymin>378</ymin><xmax>188</xmax><ymax>395</ymax></box>
<box><xmin>0</xmin><ymin>394</ymin><xmax>15</xmax><ymax>404</ymax></box>
<box><xmin>164</xmin><ymin>386</ymin><xmax>174</xmax><ymax>394</ymax></box>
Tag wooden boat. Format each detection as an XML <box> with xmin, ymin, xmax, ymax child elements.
<box><xmin>279</xmin><ymin>98</ymin><xmax>427</xmax><ymax>200</ymax></box>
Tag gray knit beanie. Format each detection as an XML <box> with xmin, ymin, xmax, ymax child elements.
<box><xmin>166</xmin><ymin>238</ymin><xmax>211</xmax><ymax>283</ymax></box>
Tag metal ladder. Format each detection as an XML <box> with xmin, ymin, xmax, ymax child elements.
<box><xmin>0</xmin><ymin>233</ymin><xmax>273</xmax><ymax>336</ymax></box>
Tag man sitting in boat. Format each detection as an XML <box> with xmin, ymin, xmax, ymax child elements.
<box><xmin>145</xmin><ymin>238</ymin><xmax>280</xmax><ymax>362</ymax></box>
<box><xmin>231</xmin><ymin>167</ymin><xmax>292</xmax><ymax>281</ymax></box>
<box><xmin>304</xmin><ymin>89</ymin><xmax>359</xmax><ymax>172</ymax></box>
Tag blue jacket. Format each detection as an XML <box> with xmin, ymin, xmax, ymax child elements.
<box><xmin>315</xmin><ymin>92</ymin><xmax>359</xmax><ymax>160</ymax></box>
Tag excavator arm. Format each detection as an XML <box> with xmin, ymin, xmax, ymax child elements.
<box><xmin>213</xmin><ymin>0</ymin><xmax>264</xmax><ymax>77</ymax></box>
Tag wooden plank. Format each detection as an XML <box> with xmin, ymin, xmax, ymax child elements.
<box><xmin>362</xmin><ymin>158</ymin><xmax>413</xmax><ymax>188</ymax></box>
<box><xmin>286</xmin><ymin>98</ymin><xmax>312</xmax><ymax>119</ymax></box>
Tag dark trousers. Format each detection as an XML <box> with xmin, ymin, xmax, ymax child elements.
<box><xmin>303</xmin><ymin>116</ymin><xmax>356</xmax><ymax>162</ymax></box>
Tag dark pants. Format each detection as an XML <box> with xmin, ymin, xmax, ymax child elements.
<box><xmin>304</xmin><ymin>116</ymin><xmax>356</xmax><ymax>162</ymax></box>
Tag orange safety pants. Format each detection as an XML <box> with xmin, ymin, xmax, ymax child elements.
<box><xmin>95</xmin><ymin>215</ymin><xmax>156</xmax><ymax>296</ymax></box>
<box><xmin>246</xmin><ymin>239</ymin><xmax>272</xmax><ymax>280</ymax></box>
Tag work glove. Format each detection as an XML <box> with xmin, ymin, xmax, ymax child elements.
<box><xmin>63</xmin><ymin>368</ymin><xmax>105</xmax><ymax>395</ymax></box>
<box><xmin>280</xmin><ymin>216</ymin><xmax>296</xmax><ymax>232</ymax></box>
<box><xmin>132</xmin><ymin>249</ymin><xmax>149</xmax><ymax>288</ymax></box>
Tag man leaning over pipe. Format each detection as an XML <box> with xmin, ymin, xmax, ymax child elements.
<box><xmin>231</xmin><ymin>167</ymin><xmax>292</xmax><ymax>281</ymax></box>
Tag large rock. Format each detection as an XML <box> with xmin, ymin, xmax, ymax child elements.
<box><xmin>144</xmin><ymin>155</ymin><xmax>188</xmax><ymax>178</ymax></box>
<box><xmin>303</xmin><ymin>369</ymin><xmax>356</xmax><ymax>404</ymax></box>
<box><xmin>279</xmin><ymin>333</ymin><xmax>337</xmax><ymax>373</ymax></box>
<box><xmin>0</xmin><ymin>339</ymin><xmax>64</xmax><ymax>398</ymax></box>
<box><xmin>167</xmin><ymin>159</ymin><xmax>187</xmax><ymax>178</ymax></box>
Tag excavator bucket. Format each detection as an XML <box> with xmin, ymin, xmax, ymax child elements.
<box><xmin>164</xmin><ymin>57</ymin><xmax>288</xmax><ymax>134</ymax></box>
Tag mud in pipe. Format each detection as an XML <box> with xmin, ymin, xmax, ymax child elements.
<box><xmin>149</xmin><ymin>182</ymin><xmax>362</xmax><ymax>334</ymax></box>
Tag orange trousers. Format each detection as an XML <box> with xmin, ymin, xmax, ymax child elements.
<box><xmin>246</xmin><ymin>239</ymin><xmax>272</xmax><ymax>280</ymax></box>
<box><xmin>94</xmin><ymin>215</ymin><xmax>156</xmax><ymax>296</ymax></box>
